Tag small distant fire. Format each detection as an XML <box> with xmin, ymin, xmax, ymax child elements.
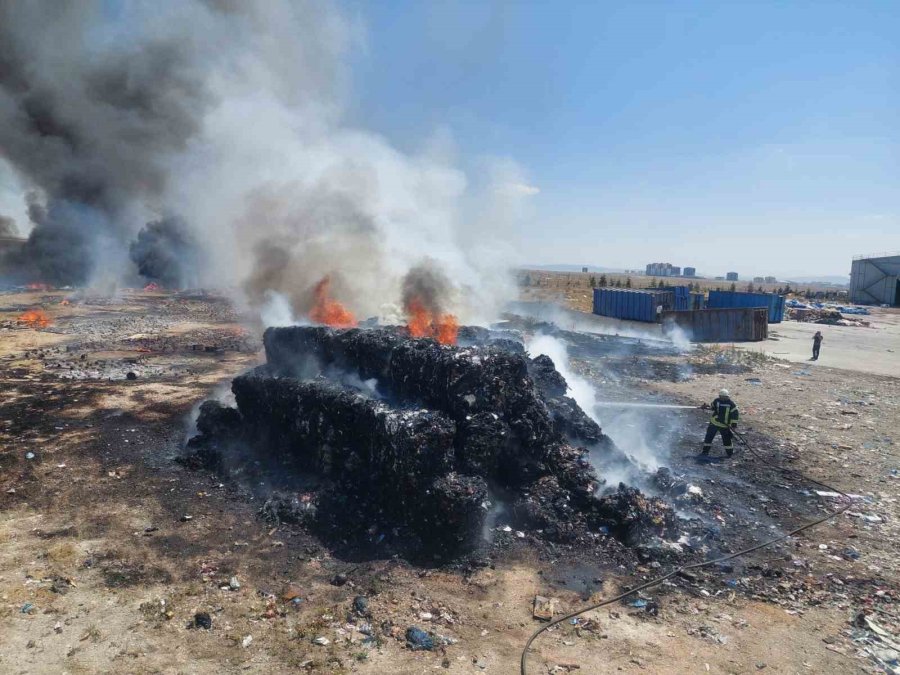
<box><xmin>59</xmin><ymin>299</ymin><xmax>70</xmax><ymax>306</ymax></box>
<box><xmin>18</xmin><ymin>309</ymin><xmax>51</xmax><ymax>328</ymax></box>
<box><xmin>143</xmin><ymin>282</ymin><xmax>162</xmax><ymax>291</ymax></box>
<box><xmin>405</xmin><ymin>298</ymin><xmax>458</xmax><ymax>345</ymax></box>
<box><xmin>26</xmin><ymin>283</ymin><xmax>52</xmax><ymax>291</ymax></box>
<box><xmin>309</xmin><ymin>276</ymin><xmax>357</xmax><ymax>328</ymax></box>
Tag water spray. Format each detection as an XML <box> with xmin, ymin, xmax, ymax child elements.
<box><xmin>594</xmin><ymin>401</ymin><xmax>700</xmax><ymax>411</ymax></box>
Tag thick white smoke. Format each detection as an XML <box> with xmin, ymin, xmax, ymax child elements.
<box><xmin>0</xmin><ymin>1</ymin><xmax>528</xmax><ymax>321</ymax></box>
<box><xmin>527</xmin><ymin>334</ymin><xmax>597</xmax><ymax>419</ymax></box>
<box><xmin>526</xmin><ymin>333</ymin><xmax>677</xmax><ymax>490</ymax></box>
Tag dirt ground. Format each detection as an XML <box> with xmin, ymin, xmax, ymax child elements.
<box><xmin>1</xmin><ymin>289</ymin><xmax>897</xmax><ymax>674</ymax></box>
<box><xmin>740</xmin><ymin>311</ymin><xmax>900</xmax><ymax>377</ymax></box>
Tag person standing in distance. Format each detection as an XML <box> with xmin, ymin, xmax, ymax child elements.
<box><xmin>812</xmin><ymin>331</ymin><xmax>823</xmax><ymax>360</ymax></box>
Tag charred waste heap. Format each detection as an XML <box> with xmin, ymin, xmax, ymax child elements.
<box><xmin>187</xmin><ymin>326</ymin><xmax>675</xmax><ymax>560</ymax></box>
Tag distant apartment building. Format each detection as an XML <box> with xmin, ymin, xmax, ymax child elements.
<box><xmin>764</xmin><ymin>276</ymin><xmax>777</xmax><ymax>283</ymax></box>
<box><xmin>683</xmin><ymin>266</ymin><xmax>696</xmax><ymax>277</ymax></box>
<box><xmin>726</xmin><ymin>272</ymin><xmax>739</xmax><ymax>281</ymax></box>
<box><xmin>753</xmin><ymin>277</ymin><xmax>764</xmax><ymax>283</ymax></box>
<box><xmin>645</xmin><ymin>262</ymin><xmax>683</xmax><ymax>277</ymax></box>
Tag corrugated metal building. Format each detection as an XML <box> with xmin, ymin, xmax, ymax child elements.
<box><xmin>850</xmin><ymin>253</ymin><xmax>900</xmax><ymax>306</ymax></box>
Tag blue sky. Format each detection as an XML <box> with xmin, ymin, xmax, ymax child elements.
<box><xmin>344</xmin><ymin>1</ymin><xmax>898</xmax><ymax>278</ymax></box>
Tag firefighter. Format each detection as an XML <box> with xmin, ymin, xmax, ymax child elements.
<box><xmin>700</xmin><ymin>389</ymin><xmax>739</xmax><ymax>457</ymax></box>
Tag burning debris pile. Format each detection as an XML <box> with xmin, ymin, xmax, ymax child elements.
<box><xmin>15</xmin><ymin>309</ymin><xmax>51</xmax><ymax>329</ymax></box>
<box><xmin>186</xmin><ymin>326</ymin><xmax>676</xmax><ymax>560</ymax></box>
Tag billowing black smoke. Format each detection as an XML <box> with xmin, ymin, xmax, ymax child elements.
<box><xmin>129</xmin><ymin>216</ymin><xmax>202</xmax><ymax>288</ymax></box>
<box><xmin>20</xmin><ymin>198</ymin><xmax>100</xmax><ymax>285</ymax></box>
<box><xmin>401</xmin><ymin>259</ymin><xmax>456</xmax><ymax>316</ymax></box>
<box><xmin>0</xmin><ymin>1</ymin><xmax>209</xmax><ymax>285</ymax></box>
<box><xmin>0</xmin><ymin>1</ymin><xmax>520</xmax><ymax>312</ymax></box>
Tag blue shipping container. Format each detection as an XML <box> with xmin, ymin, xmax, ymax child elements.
<box><xmin>689</xmin><ymin>292</ymin><xmax>706</xmax><ymax>310</ymax></box>
<box><xmin>672</xmin><ymin>286</ymin><xmax>690</xmax><ymax>311</ymax></box>
<box><xmin>706</xmin><ymin>290</ymin><xmax>785</xmax><ymax>323</ymax></box>
<box><xmin>593</xmin><ymin>288</ymin><xmax>671</xmax><ymax>322</ymax></box>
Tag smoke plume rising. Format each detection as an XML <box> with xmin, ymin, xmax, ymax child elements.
<box><xmin>0</xmin><ymin>0</ymin><xmax>525</xmax><ymax>318</ymax></box>
<box><xmin>0</xmin><ymin>215</ymin><xmax>16</xmax><ymax>237</ymax></box>
<box><xmin>129</xmin><ymin>216</ymin><xmax>202</xmax><ymax>289</ymax></box>
<box><xmin>402</xmin><ymin>260</ymin><xmax>456</xmax><ymax>320</ymax></box>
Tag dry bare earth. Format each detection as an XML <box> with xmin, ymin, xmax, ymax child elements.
<box><xmin>0</xmin><ymin>290</ymin><xmax>895</xmax><ymax>674</ymax></box>
<box><xmin>519</xmin><ymin>269</ymin><xmax>847</xmax><ymax>312</ymax></box>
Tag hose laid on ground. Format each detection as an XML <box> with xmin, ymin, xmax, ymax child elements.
<box><xmin>520</xmin><ymin>428</ymin><xmax>853</xmax><ymax>675</ymax></box>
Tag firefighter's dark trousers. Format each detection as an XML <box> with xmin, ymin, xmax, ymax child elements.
<box><xmin>701</xmin><ymin>424</ymin><xmax>734</xmax><ymax>456</ymax></box>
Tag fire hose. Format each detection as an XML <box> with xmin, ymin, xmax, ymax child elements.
<box><xmin>520</xmin><ymin>426</ymin><xmax>853</xmax><ymax>675</ymax></box>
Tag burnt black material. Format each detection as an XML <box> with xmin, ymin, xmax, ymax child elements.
<box><xmin>187</xmin><ymin>326</ymin><xmax>673</xmax><ymax>561</ymax></box>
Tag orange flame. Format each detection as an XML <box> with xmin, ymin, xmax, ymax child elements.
<box><xmin>435</xmin><ymin>314</ymin><xmax>459</xmax><ymax>345</ymax></box>
<box><xmin>59</xmin><ymin>299</ymin><xmax>70</xmax><ymax>306</ymax></box>
<box><xmin>143</xmin><ymin>282</ymin><xmax>162</xmax><ymax>291</ymax></box>
<box><xmin>310</xmin><ymin>276</ymin><xmax>357</xmax><ymax>328</ymax></box>
<box><xmin>405</xmin><ymin>297</ymin><xmax>458</xmax><ymax>345</ymax></box>
<box><xmin>18</xmin><ymin>309</ymin><xmax>51</xmax><ymax>328</ymax></box>
<box><xmin>26</xmin><ymin>282</ymin><xmax>52</xmax><ymax>291</ymax></box>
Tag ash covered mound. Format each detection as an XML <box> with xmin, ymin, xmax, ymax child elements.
<box><xmin>185</xmin><ymin>326</ymin><xmax>676</xmax><ymax>561</ymax></box>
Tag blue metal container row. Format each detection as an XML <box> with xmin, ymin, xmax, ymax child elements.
<box><xmin>592</xmin><ymin>288</ymin><xmax>675</xmax><ymax>322</ymax></box>
<box><xmin>706</xmin><ymin>290</ymin><xmax>785</xmax><ymax>323</ymax></box>
<box><xmin>662</xmin><ymin>307</ymin><xmax>768</xmax><ymax>342</ymax></box>
<box><xmin>671</xmin><ymin>285</ymin><xmax>690</xmax><ymax>311</ymax></box>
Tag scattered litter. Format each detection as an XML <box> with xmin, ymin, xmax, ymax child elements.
<box><xmin>842</xmin><ymin>547</ymin><xmax>861</xmax><ymax>561</ymax></box>
<box><xmin>814</xmin><ymin>490</ymin><xmax>863</xmax><ymax>500</ymax></box>
<box><xmin>533</xmin><ymin>595</ymin><xmax>560</xmax><ymax>621</ymax></box>
<box><xmin>352</xmin><ymin>595</ymin><xmax>370</xmax><ymax>617</ymax></box>
<box><xmin>313</xmin><ymin>636</ymin><xmax>330</xmax><ymax>646</ymax></box>
<box><xmin>193</xmin><ymin>611</ymin><xmax>212</xmax><ymax>630</ymax></box>
<box><xmin>405</xmin><ymin>627</ymin><xmax>434</xmax><ymax>651</ymax></box>
<box><xmin>25</xmin><ymin>452</ymin><xmax>35</xmax><ymax>460</ymax></box>
<box><xmin>241</xmin><ymin>635</ymin><xmax>253</xmax><ymax>648</ymax></box>
<box><xmin>282</xmin><ymin>585</ymin><xmax>303</xmax><ymax>602</ymax></box>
